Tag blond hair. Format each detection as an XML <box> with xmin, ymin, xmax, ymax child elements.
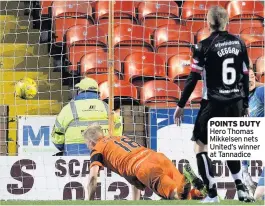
<box><xmin>207</xmin><ymin>6</ymin><xmax>229</xmax><ymax>31</ymax></box>
<box><xmin>82</xmin><ymin>123</ymin><xmax>103</xmax><ymax>143</ymax></box>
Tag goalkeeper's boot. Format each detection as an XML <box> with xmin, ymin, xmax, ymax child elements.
<box><xmin>236</xmin><ymin>182</ymin><xmax>255</xmax><ymax>202</ymax></box>
<box><xmin>183</xmin><ymin>164</ymin><xmax>207</xmax><ymax>196</ymax></box>
<box><xmin>243</xmin><ymin>170</ymin><xmax>256</xmax><ymax>196</ymax></box>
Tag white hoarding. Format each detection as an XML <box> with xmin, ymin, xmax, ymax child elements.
<box><xmin>0</xmin><ymin>156</ymin><xmax>159</xmax><ymax>200</ymax></box>
<box><xmin>17</xmin><ymin>116</ymin><xmax>59</xmax><ymax>155</ymax></box>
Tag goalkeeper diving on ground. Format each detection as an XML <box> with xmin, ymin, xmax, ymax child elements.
<box><xmin>83</xmin><ymin>124</ymin><xmax>204</xmax><ymax>200</ymax></box>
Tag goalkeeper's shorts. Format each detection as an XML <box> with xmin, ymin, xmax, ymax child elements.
<box><xmin>191</xmin><ymin>99</ymin><xmax>243</xmax><ymax>145</ymax></box>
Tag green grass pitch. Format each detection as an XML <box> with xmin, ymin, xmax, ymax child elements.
<box><xmin>0</xmin><ymin>200</ymin><xmax>264</xmax><ymax>205</ymax></box>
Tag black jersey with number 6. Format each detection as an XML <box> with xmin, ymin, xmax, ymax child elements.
<box><xmin>191</xmin><ymin>31</ymin><xmax>249</xmax><ymax>103</ymax></box>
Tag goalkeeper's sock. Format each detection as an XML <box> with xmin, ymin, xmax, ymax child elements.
<box><xmin>227</xmin><ymin>160</ymin><xmax>242</xmax><ymax>183</ymax></box>
<box><xmin>196</xmin><ymin>152</ymin><xmax>217</xmax><ymax>198</ymax></box>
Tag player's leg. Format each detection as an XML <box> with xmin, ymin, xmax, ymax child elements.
<box><xmin>242</xmin><ymin>160</ymin><xmax>249</xmax><ymax>172</ymax></box>
<box><xmin>242</xmin><ymin>160</ymin><xmax>256</xmax><ymax>195</ymax></box>
<box><xmin>183</xmin><ymin>163</ymin><xmax>207</xmax><ymax>197</ymax></box>
<box><xmin>136</xmin><ymin>162</ymin><xmax>179</xmax><ymax>199</ymax></box>
<box><xmin>160</xmin><ymin>154</ymin><xmax>191</xmax><ymax>200</ymax></box>
<box><xmin>254</xmin><ymin>167</ymin><xmax>264</xmax><ymax>200</ymax></box>
<box><xmin>192</xmin><ymin>100</ymin><xmax>219</xmax><ymax>202</ymax></box>
<box><xmin>136</xmin><ymin>153</ymin><xmax>187</xmax><ymax>200</ymax></box>
<box><xmin>226</xmin><ymin>100</ymin><xmax>255</xmax><ymax>202</ymax></box>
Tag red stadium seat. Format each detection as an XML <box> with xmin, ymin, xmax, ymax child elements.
<box><xmin>68</xmin><ymin>47</ymin><xmax>107</xmax><ymax>74</ymax></box>
<box><xmin>134</xmin><ymin>1</ymin><xmax>142</xmax><ymax>8</ymax></box>
<box><xmin>80</xmin><ymin>52</ymin><xmax>121</xmax><ymax>76</ymax></box>
<box><xmin>168</xmin><ymin>52</ymin><xmax>192</xmax><ymax>81</ymax></box>
<box><xmin>241</xmin><ymin>27</ymin><xmax>264</xmax><ymax>47</ymax></box>
<box><xmin>248</xmin><ymin>47</ymin><xmax>264</xmax><ymax>63</ymax></box>
<box><xmin>52</xmin><ymin>1</ymin><xmax>93</xmax><ymax>43</ymax></box>
<box><xmin>226</xmin><ymin>1</ymin><xmax>264</xmax><ymax>21</ymax></box>
<box><xmin>95</xmin><ymin>1</ymin><xmax>137</xmax><ymax>24</ymax></box>
<box><xmin>182</xmin><ymin>1</ymin><xmax>226</xmax><ymax>20</ymax></box>
<box><xmin>182</xmin><ymin>1</ymin><xmax>226</xmax><ymax>35</ymax></box>
<box><xmin>140</xmin><ymin>80</ymin><xmax>181</xmax><ymax>107</ymax></box>
<box><xmin>188</xmin><ymin>80</ymin><xmax>203</xmax><ymax>104</ymax></box>
<box><xmin>40</xmin><ymin>1</ymin><xmax>53</xmax><ymax>17</ymax></box>
<box><xmin>52</xmin><ymin>1</ymin><xmax>93</xmax><ymax>18</ymax></box>
<box><xmin>124</xmin><ymin>52</ymin><xmax>167</xmax><ymax>84</ymax></box>
<box><xmin>99</xmin><ymin>80</ymin><xmax>139</xmax><ymax>108</ymax></box>
<box><xmin>114</xmin><ymin>47</ymin><xmax>153</xmax><ymax>63</ymax></box>
<box><xmin>66</xmin><ymin>25</ymin><xmax>107</xmax><ymax>73</ymax></box>
<box><xmin>256</xmin><ymin>56</ymin><xmax>265</xmax><ymax>82</ymax></box>
<box><xmin>157</xmin><ymin>47</ymin><xmax>191</xmax><ymax>63</ymax></box>
<box><xmin>66</xmin><ymin>25</ymin><xmax>107</xmax><ymax>48</ymax></box>
<box><xmin>114</xmin><ymin>24</ymin><xmax>154</xmax><ymax>51</ymax></box>
<box><xmin>154</xmin><ymin>24</ymin><xmax>192</xmax><ymax>56</ymax></box>
<box><xmin>227</xmin><ymin>20</ymin><xmax>264</xmax><ymax>35</ymax></box>
<box><xmin>196</xmin><ymin>27</ymin><xmax>211</xmax><ymax>43</ymax></box>
<box><xmin>138</xmin><ymin>1</ymin><xmax>179</xmax><ymax>30</ymax></box>
<box><xmin>85</xmin><ymin>73</ymin><xmax>119</xmax><ymax>85</ymax></box>
<box><xmin>95</xmin><ymin>21</ymin><xmax>122</xmax><ymax>35</ymax></box>
<box><xmin>185</xmin><ymin>20</ymin><xmax>208</xmax><ymax>36</ymax></box>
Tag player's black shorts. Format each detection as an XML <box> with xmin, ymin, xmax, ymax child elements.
<box><xmin>191</xmin><ymin>99</ymin><xmax>244</xmax><ymax>145</ymax></box>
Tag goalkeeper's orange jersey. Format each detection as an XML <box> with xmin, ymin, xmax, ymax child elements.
<box><xmin>90</xmin><ymin>136</ymin><xmax>152</xmax><ymax>177</ymax></box>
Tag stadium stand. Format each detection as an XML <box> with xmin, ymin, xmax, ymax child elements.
<box><xmin>140</xmin><ymin>80</ymin><xmax>181</xmax><ymax>107</ymax></box>
<box><xmin>154</xmin><ymin>24</ymin><xmax>192</xmax><ymax>60</ymax></box>
<box><xmin>241</xmin><ymin>27</ymin><xmax>264</xmax><ymax>47</ymax></box>
<box><xmin>80</xmin><ymin>52</ymin><xmax>121</xmax><ymax>76</ymax></box>
<box><xmin>51</xmin><ymin>1</ymin><xmax>94</xmax><ymax>45</ymax></box>
<box><xmin>226</xmin><ymin>0</ymin><xmax>264</xmax><ymax>20</ymax></box>
<box><xmin>0</xmin><ymin>0</ymin><xmax>264</xmax><ymax>157</ymax></box>
<box><xmin>168</xmin><ymin>52</ymin><xmax>192</xmax><ymax>81</ymax></box>
<box><xmin>123</xmin><ymin>52</ymin><xmax>167</xmax><ymax>85</ymax></box>
<box><xmin>65</xmin><ymin>24</ymin><xmax>107</xmax><ymax>74</ymax></box>
<box><xmin>0</xmin><ymin>1</ymin><xmax>70</xmax><ymax>155</ymax></box>
<box><xmin>138</xmin><ymin>1</ymin><xmax>180</xmax><ymax>31</ymax></box>
<box><xmin>95</xmin><ymin>1</ymin><xmax>137</xmax><ymax>24</ymax></box>
<box><xmin>99</xmin><ymin>80</ymin><xmax>139</xmax><ymax>110</ymax></box>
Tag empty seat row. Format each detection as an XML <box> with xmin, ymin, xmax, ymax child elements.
<box><xmin>79</xmin><ymin>51</ymin><xmax>192</xmax><ymax>82</ymax></box>
<box><xmin>97</xmin><ymin>79</ymin><xmax>204</xmax><ymax>108</ymax></box>
<box><xmin>40</xmin><ymin>1</ymin><xmax>264</xmax><ymax>22</ymax></box>
<box><xmin>64</xmin><ymin>23</ymin><xmax>263</xmax><ymax>74</ymax></box>
<box><xmin>34</xmin><ymin>1</ymin><xmax>264</xmax><ymax>45</ymax></box>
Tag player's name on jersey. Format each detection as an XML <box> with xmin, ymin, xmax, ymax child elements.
<box><xmin>217</xmin><ymin>47</ymin><xmax>239</xmax><ymax>57</ymax></box>
<box><xmin>207</xmin><ymin>118</ymin><xmax>265</xmax><ymax>160</ymax></box>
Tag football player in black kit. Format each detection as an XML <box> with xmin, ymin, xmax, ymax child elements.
<box><xmin>174</xmin><ymin>6</ymin><xmax>254</xmax><ymax>203</ymax></box>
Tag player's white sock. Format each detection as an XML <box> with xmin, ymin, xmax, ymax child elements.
<box><xmin>232</xmin><ymin>171</ymin><xmax>243</xmax><ymax>182</ymax></box>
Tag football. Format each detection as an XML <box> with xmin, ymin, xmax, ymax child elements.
<box><xmin>15</xmin><ymin>77</ymin><xmax>38</xmax><ymax>99</ymax></box>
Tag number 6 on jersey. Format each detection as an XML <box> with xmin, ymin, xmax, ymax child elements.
<box><xmin>222</xmin><ymin>58</ymin><xmax>236</xmax><ymax>85</ymax></box>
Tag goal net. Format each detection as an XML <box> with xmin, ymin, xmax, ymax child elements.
<box><xmin>0</xmin><ymin>0</ymin><xmax>264</xmax><ymax>201</ymax></box>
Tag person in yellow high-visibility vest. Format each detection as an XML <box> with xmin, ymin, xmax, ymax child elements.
<box><xmin>51</xmin><ymin>78</ymin><xmax>123</xmax><ymax>155</ymax></box>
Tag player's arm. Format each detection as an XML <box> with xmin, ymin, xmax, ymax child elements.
<box><xmin>174</xmin><ymin>44</ymin><xmax>204</xmax><ymax>125</ymax></box>
<box><xmin>131</xmin><ymin>185</ymin><xmax>141</xmax><ymax>200</ymax></box>
<box><xmin>87</xmin><ymin>150</ymin><xmax>104</xmax><ymax>200</ymax></box>
<box><xmin>241</xmin><ymin>40</ymin><xmax>250</xmax><ymax>114</ymax></box>
<box><xmin>87</xmin><ymin>165</ymin><xmax>100</xmax><ymax>200</ymax></box>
